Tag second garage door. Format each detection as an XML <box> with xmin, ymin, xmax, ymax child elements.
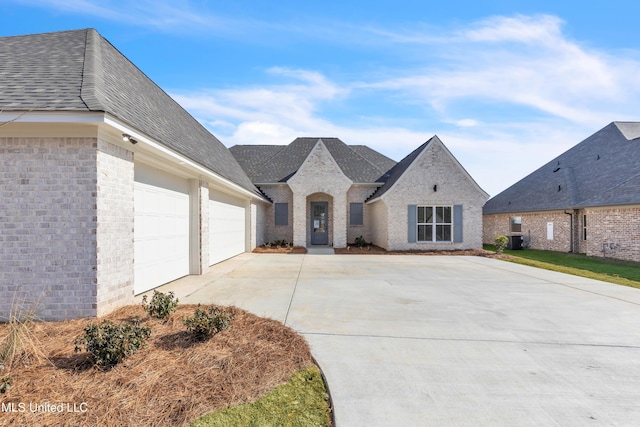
<box><xmin>209</xmin><ymin>192</ymin><xmax>246</xmax><ymax>265</ymax></box>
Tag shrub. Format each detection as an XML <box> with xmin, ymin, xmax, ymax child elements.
<box><xmin>183</xmin><ymin>305</ymin><xmax>232</xmax><ymax>341</ymax></box>
<box><xmin>142</xmin><ymin>290</ymin><xmax>179</xmax><ymax>320</ymax></box>
<box><xmin>74</xmin><ymin>320</ymin><xmax>151</xmax><ymax>370</ymax></box>
<box><xmin>495</xmin><ymin>235</ymin><xmax>509</xmax><ymax>254</ymax></box>
<box><xmin>355</xmin><ymin>235</ymin><xmax>366</xmax><ymax>248</ymax></box>
<box><xmin>0</xmin><ymin>375</ymin><xmax>11</xmax><ymax>394</ymax></box>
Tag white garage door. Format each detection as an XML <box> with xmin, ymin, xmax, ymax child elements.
<box><xmin>134</xmin><ymin>163</ymin><xmax>190</xmax><ymax>294</ymax></box>
<box><xmin>209</xmin><ymin>192</ymin><xmax>246</xmax><ymax>265</ymax></box>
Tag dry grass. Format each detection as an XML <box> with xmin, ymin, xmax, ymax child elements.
<box><xmin>0</xmin><ymin>305</ymin><xmax>315</xmax><ymax>426</ymax></box>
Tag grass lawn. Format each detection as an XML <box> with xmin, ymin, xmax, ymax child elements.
<box><xmin>191</xmin><ymin>365</ymin><xmax>330</xmax><ymax>427</ymax></box>
<box><xmin>484</xmin><ymin>245</ymin><xmax>640</xmax><ymax>289</ymax></box>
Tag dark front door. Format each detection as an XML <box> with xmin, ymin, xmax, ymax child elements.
<box><xmin>310</xmin><ymin>202</ymin><xmax>329</xmax><ymax>245</ymax></box>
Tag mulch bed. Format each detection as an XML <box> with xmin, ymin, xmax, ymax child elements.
<box><xmin>252</xmin><ymin>246</ymin><xmax>307</xmax><ymax>254</ymax></box>
<box><xmin>335</xmin><ymin>245</ymin><xmax>493</xmax><ymax>257</ymax></box>
<box><xmin>0</xmin><ymin>305</ymin><xmax>314</xmax><ymax>426</ymax></box>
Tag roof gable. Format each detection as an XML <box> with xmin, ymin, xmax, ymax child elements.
<box><xmin>0</xmin><ymin>29</ymin><xmax>260</xmax><ymax>197</ymax></box>
<box><xmin>366</xmin><ymin>135</ymin><xmax>488</xmax><ymax>202</ymax></box>
<box><xmin>231</xmin><ymin>137</ymin><xmax>397</xmax><ymax>184</ymax></box>
<box><xmin>484</xmin><ymin>122</ymin><xmax>640</xmax><ymax>214</ymax></box>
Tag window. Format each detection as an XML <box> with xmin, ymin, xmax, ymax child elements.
<box><xmin>275</xmin><ymin>203</ymin><xmax>288</xmax><ymax>226</ymax></box>
<box><xmin>510</xmin><ymin>216</ymin><xmax>522</xmax><ymax>233</ymax></box>
<box><xmin>349</xmin><ymin>203</ymin><xmax>363</xmax><ymax>226</ymax></box>
<box><xmin>583</xmin><ymin>214</ymin><xmax>587</xmax><ymax>240</ymax></box>
<box><xmin>417</xmin><ymin>206</ymin><xmax>452</xmax><ymax>242</ymax></box>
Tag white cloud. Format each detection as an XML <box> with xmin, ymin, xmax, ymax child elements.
<box><xmin>165</xmin><ymin>14</ymin><xmax>640</xmax><ymax>195</ymax></box>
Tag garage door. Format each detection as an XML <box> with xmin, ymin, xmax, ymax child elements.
<box><xmin>134</xmin><ymin>163</ymin><xmax>190</xmax><ymax>294</ymax></box>
<box><xmin>209</xmin><ymin>192</ymin><xmax>246</xmax><ymax>265</ymax></box>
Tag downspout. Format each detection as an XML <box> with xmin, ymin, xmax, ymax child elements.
<box><xmin>563</xmin><ymin>210</ymin><xmax>573</xmax><ymax>253</ymax></box>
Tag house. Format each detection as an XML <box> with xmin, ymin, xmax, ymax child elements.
<box><xmin>0</xmin><ymin>28</ymin><xmax>488</xmax><ymax>321</ymax></box>
<box><xmin>230</xmin><ymin>136</ymin><xmax>488</xmax><ymax>251</ymax></box>
<box><xmin>0</xmin><ymin>29</ymin><xmax>268</xmax><ymax>320</ymax></box>
<box><xmin>483</xmin><ymin>122</ymin><xmax>640</xmax><ymax>262</ymax></box>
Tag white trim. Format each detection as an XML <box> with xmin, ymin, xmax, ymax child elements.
<box><xmin>102</xmin><ymin>115</ymin><xmax>264</xmax><ymax>202</ymax></box>
<box><xmin>1</xmin><ymin>110</ymin><xmax>264</xmax><ymax>203</ymax></box>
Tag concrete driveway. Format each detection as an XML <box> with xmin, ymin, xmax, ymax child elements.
<box><xmin>151</xmin><ymin>253</ymin><xmax>640</xmax><ymax>426</ymax></box>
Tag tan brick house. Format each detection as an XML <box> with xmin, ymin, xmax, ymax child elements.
<box><xmin>231</xmin><ymin>136</ymin><xmax>489</xmax><ymax>251</ymax></box>
<box><xmin>483</xmin><ymin>122</ymin><xmax>640</xmax><ymax>262</ymax></box>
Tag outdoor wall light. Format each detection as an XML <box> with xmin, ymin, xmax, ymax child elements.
<box><xmin>122</xmin><ymin>134</ymin><xmax>137</xmax><ymax>144</ymax></box>
<box><xmin>433</xmin><ymin>184</ymin><xmax>438</xmax><ymax>192</ymax></box>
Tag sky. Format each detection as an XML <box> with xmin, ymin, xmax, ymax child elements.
<box><xmin>2</xmin><ymin>1</ymin><xmax>640</xmax><ymax>197</ymax></box>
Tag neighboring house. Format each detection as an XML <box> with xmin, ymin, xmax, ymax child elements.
<box><xmin>0</xmin><ymin>29</ymin><xmax>268</xmax><ymax>320</ymax></box>
<box><xmin>230</xmin><ymin>136</ymin><xmax>488</xmax><ymax>251</ymax></box>
<box><xmin>483</xmin><ymin>122</ymin><xmax>640</xmax><ymax>262</ymax></box>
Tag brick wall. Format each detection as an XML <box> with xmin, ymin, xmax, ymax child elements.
<box><xmin>95</xmin><ymin>138</ymin><xmax>135</xmax><ymax>316</ymax></box>
<box><xmin>383</xmin><ymin>139</ymin><xmax>487</xmax><ymax>250</ymax></box>
<box><xmin>368</xmin><ymin>199</ymin><xmax>389</xmax><ymax>249</ymax></box>
<box><xmin>288</xmin><ymin>141</ymin><xmax>352</xmax><ymax>247</ymax></box>
<box><xmin>483</xmin><ymin>211</ymin><xmax>572</xmax><ymax>252</ymax></box>
<box><xmin>582</xmin><ymin>206</ymin><xmax>640</xmax><ymax>262</ymax></box>
<box><xmin>346</xmin><ymin>186</ymin><xmax>378</xmax><ymax>245</ymax></box>
<box><xmin>0</xmin><ymin>137</ymin><xmax>98</xmax><ymax>321</ymax></box>
<box><xmin>260</xmin><ymin>185</ymin><xmax>294</xmax><ymax>244</ymax></box>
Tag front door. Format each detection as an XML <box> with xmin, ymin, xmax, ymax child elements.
<box><xmin>310</xmin><ymin>202</ymin><xmax>329</xmax><ymax>245</ymax></box>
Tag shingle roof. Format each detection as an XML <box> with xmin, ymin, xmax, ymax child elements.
<box><xmin>349</xmin><ymin>145</ymin><xmax>398</xmax><ymax>174</ymax></box>
<box><xmin>230</xmin><ymin>138</ymin><xmax>397</xmax><ymax>184</ymax></box>
<box><xmin>0</xmin><ymin>29</ymin><xmax>260</xmax><ymax>197</ymax></box>
<box><xmin>366</xmin><ymin>137</ymin><xmax>434</xmax><ymax>201</ymax></box>
<box><xmin>483</xmin><ymin>122</ymin><xmax>640</xmax><ymax>214</ymax></box>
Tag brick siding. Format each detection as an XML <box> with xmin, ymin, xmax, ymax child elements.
<box><xmin>95</xmin><ymin>137</ymin><xmax>135</xmax><ymax>316</ymax></box>
<box><xmin>382</xmin><ymin>140</ymin><xmax>486</xmax><ymax>250</ymax></box>
<box><xmin>582</xmin><ymin>206</ymin><xmax>640</xmax><ymax>262</ymax></box>
<box><xmin>0</xmin><ymin>137</ymin><xmax>99</xmax><ymax>320</ymax></box>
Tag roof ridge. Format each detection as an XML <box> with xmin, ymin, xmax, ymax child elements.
<box><xmin>342</xmin><ymin>142</ymin><xmax>392</xmax><ymax>178</ymax></box>
<box><xmin>79</xmin><ymin>28</ymin><xmax>105</xmax><ymax>111</ymax></box>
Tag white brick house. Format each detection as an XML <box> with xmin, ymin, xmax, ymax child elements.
<box><xmin>1</xmin><ymin>29</ymin><xmax>488</xmax><ymax>321</ymax></box>
<box><xmin>230</xmin><ymin>136</ymin><xmax>489</xmax><ymax>251</ymax></box>
<box><xmin>0</xmin><ymin>29</ymin><xmax>268</xmax><ymax>320</ymax></box>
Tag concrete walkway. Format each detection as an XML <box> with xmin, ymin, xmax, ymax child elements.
<box><xmin>146</xmin><ymin>253</ymin><xmax>640</xmax><ymax>426</ymax></box>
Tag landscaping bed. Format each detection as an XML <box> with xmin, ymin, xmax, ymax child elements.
<box><xmin>0</xmin><ymin>304</ymin><xmax>328</xmax><ymax>426</ymax></box>
<box><xmin>335</xmin><ymin>245</ymin><xmax>489</xmax><ymax>257</ymax></box>
<box><xmin>252</xmin><ymin>246</ymin><xmax>307</xmax><ymax>254</ymax></box>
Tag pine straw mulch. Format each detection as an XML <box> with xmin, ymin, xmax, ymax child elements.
<box><xmin>252</xmin><ymin>246</ymin><xmax>308</xmax><ymax>254</ymax></box>
<box><xmin>0</xmin><ymin>304</ymin><xmax>315</xmax><ymax>427</ymax></box>
<box><xmin>335</xmin><ymin>244</ymin><xmax>493</xmax><ymax>257</ymax></box>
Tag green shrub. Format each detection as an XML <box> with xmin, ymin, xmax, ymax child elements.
<box><xmin>355</xmin><ymin>235</ymin><xmax>366</xmax><ymax>248</ymax></box>
<box><xmin>0</xmin><ymin>375</ymin><xmax>11</xmax><ymax>394</ymax></box>
<box><xmin>495</xmin><ymin>235</ymin><xmax>509</xmax><ymax>254</ymax></box>
<box><xmin>142</xmin><ymin>290</ymin><xmax>179</xmax><ymax>320</ymax></box>
<box><xmin>183</xmin><ymin>305</ymin><xmax>232</xmax><ymax>341</ymax></box>
<box><xmin>74</xmin><ymin>319</ymin><xmax>151</xmax><ymax>370</ymax></box>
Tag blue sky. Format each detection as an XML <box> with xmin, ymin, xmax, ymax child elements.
<box><xmin>2</xmin><ymin>1</ymin><xmax>640</xmax><ymax>196</ymax></box>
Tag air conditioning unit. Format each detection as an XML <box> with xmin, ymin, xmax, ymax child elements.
<box><xmin>508</xmin><ymin>235</ymin><xmax>524</xmax><ymax>250</ymax></box>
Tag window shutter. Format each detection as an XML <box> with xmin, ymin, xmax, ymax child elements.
<box><xmin>453</xmin><ymin>205</ymin><xmax>463</xmax><ymax>243</ymax></box>
<box><xmin>408</xmin><ymin>205</ymin><xmax>417</xmax><ymax>243</ymax></box>
<box><xmin>275</xmin><ymin>203</ymin><xmax>288</xmax><ymax>226</ymax></box>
